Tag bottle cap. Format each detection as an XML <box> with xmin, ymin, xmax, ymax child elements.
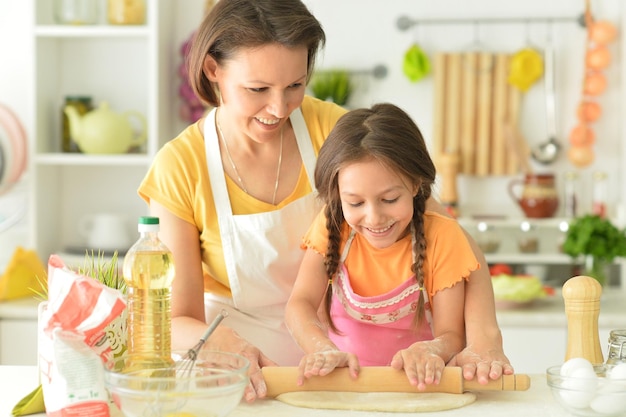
<box><xmin>138</xmin><ymin>216</ymin><xmax>159</xmax><ymax>232</ymax></box>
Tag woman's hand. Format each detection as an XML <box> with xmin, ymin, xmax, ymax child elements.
<box><xmin>297</xmin><ymin>349</ymin><xmax>360</xmax><ymax>385</ymax></box>
<box><xmin>204</xmin><ymin>325</ymin><xmax>278</xmax><ymax>402</ymax></box>
<box><xmin>448</xmin><ymin>344</ymin><xmax>514</xmax><ymax>384</ymax></box>
<box><xmin>390</xmin><ymin>342</ymin><xmax>445</xmax><ymax>391</ymax></box>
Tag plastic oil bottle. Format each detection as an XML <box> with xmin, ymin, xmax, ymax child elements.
<box><xmin>123</xmin><ymin>216</ymin><xmax>175</xmax><ymax>370</ymax></box>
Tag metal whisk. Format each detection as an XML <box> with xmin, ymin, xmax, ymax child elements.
<box><xmin>173</xmin><ymin>309</ymin><xmax>228</xmax><ymax>375</ymax></box>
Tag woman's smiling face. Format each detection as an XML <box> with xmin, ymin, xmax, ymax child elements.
<box><xmin>210</xmin><ymin>43</ymin><xmax>308</xmax><ymax>143</ymax></box>
<box><xmin>338</xmin><ymin>158</ymin><xmax>417</xmax><ymax>249</ymax></box>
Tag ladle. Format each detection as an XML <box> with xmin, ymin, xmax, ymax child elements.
<box><xmin>531</xmin><ymin>37</ymin><xmax>561</xmax><ymax>164</ymax></box>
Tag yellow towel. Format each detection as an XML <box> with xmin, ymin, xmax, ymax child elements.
<box><xmin>0</xmin><ymin>247</ymin><xmax>47</xmax><ymax>300</ymax></box>
<box><xmin>12</xmin><ymin>384</ymin><xmax>45</xmax><ymax>416</ymax></box>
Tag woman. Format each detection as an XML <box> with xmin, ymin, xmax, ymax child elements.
<box><xmin>138</xmin><ymin>0</ymin><xmax>512</xmax><ymax>402</ymax></box>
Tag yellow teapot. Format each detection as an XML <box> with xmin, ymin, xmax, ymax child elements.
<box><xmin>64</xmin><ymin>101</ymin><xmax>147</xmax><ymax>154</ymax></box>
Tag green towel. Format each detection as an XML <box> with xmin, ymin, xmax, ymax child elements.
<box><xmin>12</xmin><ymin>384</ymin><xmax>45</xmax><ymax>416</ymax></box>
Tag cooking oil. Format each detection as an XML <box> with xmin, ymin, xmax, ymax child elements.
<box><xmin>123</xmin><ymin>217</ymin><xmax>175</xmax><ymax>371</ymax></box>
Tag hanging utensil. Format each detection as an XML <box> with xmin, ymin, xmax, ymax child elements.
<box><xmin>532</xmin><ymin>32</ymin><xmax>561</xmax><ymax>164</ymax></box>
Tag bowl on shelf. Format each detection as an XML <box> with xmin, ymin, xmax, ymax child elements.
<box><xmin>547</xmin><ymin>362</ymin><xmax>626</xmax><ymax>417</ymax></box>
<box><xmin>491</xmin><ymin>274</ymin><xmax>552</xmax><ymax>309</ymax></box>
<box><xmin>104</xmin><ymin>350</ymin><xmax>250</xmax><ymax>417</ymax></box>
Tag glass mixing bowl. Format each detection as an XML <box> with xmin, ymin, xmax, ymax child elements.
<box><xmin>104</xmin><ymin>350</ymin><xmax>250</xmax><ymax>417</ymax></box>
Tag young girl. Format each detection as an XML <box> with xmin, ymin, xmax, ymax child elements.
<box><xmin>285</xmin><ymin>103</ymin><xmax>480</xmax><ymax>391</ymax></box>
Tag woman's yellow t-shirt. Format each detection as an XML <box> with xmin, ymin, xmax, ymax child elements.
<box><xmin>138</xmin><ymin>96</ymin><xmax>347</xmax><ymax>296</ymax></box>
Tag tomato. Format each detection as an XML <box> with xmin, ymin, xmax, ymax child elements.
<box><xmin>489</xmin><ymin>263</ymin><xmax>513</xmax><ymax>276</ymax></box>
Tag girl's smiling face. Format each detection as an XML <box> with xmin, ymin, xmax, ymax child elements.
<box><xmin>338</xmin><ymin>158</ymin><xmax>418</xmax><ymax>249</ymax></box>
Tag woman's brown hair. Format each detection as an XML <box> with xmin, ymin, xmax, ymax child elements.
<box><xmin>187</xmin><ymin>0</ymin><xmax>326</xmax><ymax>107</ymax></box>
<box><xmin>314</xmin><ymin>102</ymin><xmax>437</xmax><ymax>332</ymax></box>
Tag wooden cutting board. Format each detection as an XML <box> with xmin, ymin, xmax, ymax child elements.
<box><xmin>262</xmin><ymin>366</ymin><xmax>531</xmax><ymax>398</ymax></box>
<box><xmin>433</xmin><ymin>51</ymin><xmax>523</xmax><ymax>177</ymax></box>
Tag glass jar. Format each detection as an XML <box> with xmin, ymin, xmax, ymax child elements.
<box><xmin>592</xmin><ymin>171</ymin><xmax>608</xmax><ymax>218</ymax></box>
<box><xmin>475</xmin><ymin>222</ymin><xmax>500</xmax><ymax>254</ymax></box>
<box><xmin>108</xmin><ymin>0</ymin><xmax>146</xmax><ymax>25</ymax></box>
<box><xmin>62</xmin><ymin>96</ymin><xmax>92</xmax><ymax>153</ymax></box>
<box><xmin>54</xmin><ymin>0</ymin><xmax>98</xmax><ymax>25</ymax></box>
<box><xmin>517</xmin><ymin>221</ymin><xmax>539</xmax><ymax>253</ymax></box>
<box><xmin>606</xmin><ymin>329</ymin><xmax>626</xmax><ymax>366</ymax></box>
<box><xmin>563</xmin><ymin>171</ymin><xmax>579</xmax><ymax>218</ymax></box>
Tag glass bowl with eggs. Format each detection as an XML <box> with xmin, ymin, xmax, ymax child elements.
<box><xmin>547</xmin><ymin>358</ymin><xmax>626</xmax><ymax>417</ymax></box>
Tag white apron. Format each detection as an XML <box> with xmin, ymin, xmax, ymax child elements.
<box><xmin>203</xmin><ymin>108</ymin><xmax>319</xmax><ymax>365</ymax></box>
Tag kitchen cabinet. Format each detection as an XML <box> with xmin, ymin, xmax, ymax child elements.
<box><xmin>500</xmin><ymin>326</ymin><xmax>613</xmax><ymax>374</ymax></box>
<box><xmin>28</xmin><ymin>0</ymin><xmax>174</xmax><ymax>262</ymax></box>
<box><xmin>0</xmin><ymin>298</ymin><xmax>39</xmax><ymax>366</ymax></box>
<box><xmin>496</xmin><ymin>289</ymin><xmax>624</xmax><ymax>374</ymax></box>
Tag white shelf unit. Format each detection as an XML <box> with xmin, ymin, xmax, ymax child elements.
<box><xmin>459</xmin><ymin>217</ymin><xmax>570</xmax><ymax>259</ymax></box>
<box><xmin>29</xmin><ymin>0</ymin><xmax>173</xmax><ymax>261</ymax></box>
<box><xmin>459</xmin><ymin>217</ymin><xmax>625</xmax><ymax>289</ymax></box>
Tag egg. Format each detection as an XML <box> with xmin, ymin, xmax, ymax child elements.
<box><xmin>608</xmin><ymin>363</ymin><xmax>626</xmax><ymax>380</ymax></box>
<box><xmin>589</xmin><ymin>378</ymin><xmax>626</xmax><ymax>415</ymax></box>
<box><xmin>560</xmin><ymin>357</ymin><xmax>595</xmax><ymax>376</ymax></box>
<box><xmin>559</xmin><ymin>366</ymin><xmax>598</xmax><ymax>409</ymax></box>
<box><xmin>558</xmin><ymin>359</ymin><xmax>598</xmax><ymax>409</ymax></box>
<box><xmin>589</xmin><ymin>391</ymin><xmax>626</xmax><ymax>415</ymax></box>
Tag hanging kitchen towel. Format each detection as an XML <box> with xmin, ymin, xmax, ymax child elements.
<box><xmin>12</xmin><ymin>384</ymin><xmax>45</xmax><ymax>416</ymax></box>
<box><xmin>403</xmin><ymin>44</ymin><xmax>431</xmax><ymax>82</ymax></box>
<box><xmin>0</xmin><ymin>247</ymin><xmax>47</xmax><ymax>301</ymax></box>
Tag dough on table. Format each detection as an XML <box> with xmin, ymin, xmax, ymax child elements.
<box><xmin>275</xmin><ymin>391</ymin><xmax>477</xmax><ymax>412</ymax></box>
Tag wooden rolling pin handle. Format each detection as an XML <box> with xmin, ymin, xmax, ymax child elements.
<box><xmin>262</xmin><ymin>366</ymin><xmax>530</xmax><ymax>398</ymax></box>
<box><xmin>464</xmin><ymin>373</ymin><xmax>531</xmax><ymax>392</ymax></box>
<box><xmin>562</xmin><ymin>275</ymin><xmax>604</xmax><ymax>365</ymax></box>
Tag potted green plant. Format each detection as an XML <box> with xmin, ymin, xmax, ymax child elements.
<box><xmin>32</xmin><ymin>250</ymin><xmax>127</xmax><ymax>359</ymax></box>
<box><xmin>78</xmin><ymin>251</ymin><xmax>127</xmax><ymax>360</ymax></box>
<box><xmin>309</xmin><ymin>69</ymin><xmax>353</xmax><ymax>106</ymax></box>
<box><xmin>562</xmin><ymin>214</ymin><xmax>626</xmax><ymax>286</ymax></box>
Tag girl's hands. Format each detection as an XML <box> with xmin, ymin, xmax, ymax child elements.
<box><xmin>390</xmin><ymin>342</ymin><xmax>445</xmax><ymax>391</ymax></box>
<box><xmin>297</xmin><ymin>349</ymin><xmax>360</xmax><ymax>385</ymax></box>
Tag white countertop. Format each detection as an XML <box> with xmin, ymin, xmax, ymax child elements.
<box><xmin>0</xmin><ymin>297</ymin><xmax>40</xmax><ymax>320</ymax></box>
<box><xmin>2</xmin><ymin>288</ymin><xmax>624</xmax><ymax>325</ymax></box>
<box><xmin>0</xmin><ymin>365</ymin><xmax>577</xmax><ymax>417</ymax></box>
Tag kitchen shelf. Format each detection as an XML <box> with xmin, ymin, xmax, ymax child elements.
<box><xmin>34</xmin><ymin>25</ymin><xmax>150</xmax><ymax>38</ymax></box>
<box><xmin>35</xmin><ymin>153</ymin><xmax>153</xmax><ymax>166</ymax></box>
<box><xmin>28</xmin><ymin>0</ymin><xmax>174</xmax><ymax>261</ymax></box>
<box><xmin>484</xmin><ymin>253</ymin><xmax>574</xmax><ymax>264</ymax></box>
<box><xmin>458</xmin><ymin>217</ymin><xmax>571</xmax><ymax>230</ymax></box>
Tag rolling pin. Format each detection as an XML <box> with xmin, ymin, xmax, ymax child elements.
<box><xmin>262</xmin><ymin>366</ymin><xmax>530</xmax><ymax>398</ymax></box>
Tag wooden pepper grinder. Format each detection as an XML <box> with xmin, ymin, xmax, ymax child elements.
<box><xmin>438</xmin><ymin>152</ymin><xmax>460</xmax><ymax>218</ymax></box>
<box><xmin>562</xmin><ymin>275</ymin><xmax>604</xmax><ymax>365</ymax></box>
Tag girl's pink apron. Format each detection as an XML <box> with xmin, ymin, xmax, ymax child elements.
<box><xmin>203</xmin><ymin>108</ymin><xmax>319</xmax><ymax>365</ymax></box>
<box><xmin>330</xmin><ymin>230</ymin><xmax>434</xmax><ymax>365</ymax></box>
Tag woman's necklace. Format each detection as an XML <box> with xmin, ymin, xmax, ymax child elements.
<box><xmin>216</xmin><ymin>111</ymin><xmax>284</xmax><ymax>205</ymax></box>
